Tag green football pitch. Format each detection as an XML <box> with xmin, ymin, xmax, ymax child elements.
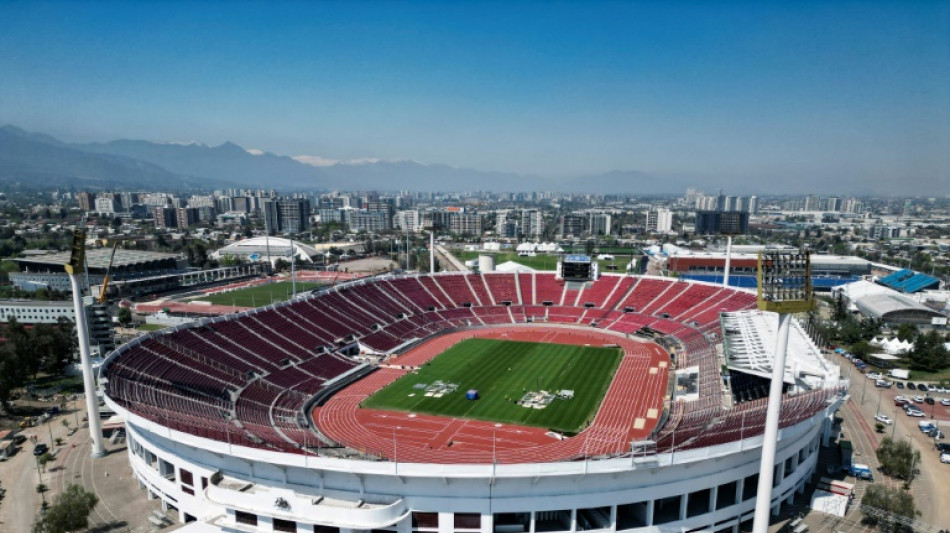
<box><xmin>361</xmin><ymin>338</ymin><xmax>623</xmax><ymax>434</ymax></box>
<box><xmin>196</xmin><ymin>281</ymin><xmax>324</xmax><ymax>308</ymax></box>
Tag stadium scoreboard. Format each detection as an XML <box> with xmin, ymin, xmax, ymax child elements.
<box><xmin>559</xmin><ymin>254</ymin><xmax>595</xmax><ymax>281</ymax></box>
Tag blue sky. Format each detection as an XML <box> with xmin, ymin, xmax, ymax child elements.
<box><xmin>1</xmin><ymin>1</ymin><xmax>948</xmax><ymax>193</ymax></box>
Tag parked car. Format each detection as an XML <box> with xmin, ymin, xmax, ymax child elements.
<box><xmin>867</xmin><ymin>372</ymin><xmax>882</xmax><ymax>380</ymax></box>
<box><xmin>875</xmin><ymin>380</ymin><xmax>892</xmax><ymax>388</ymax></box>
<box><xmin>32</xmin><ymin>443</ymin><xmax>48</xmax><ymax>456</ymax></box>
<box><xmin>895</xmin><ymin>395</ymin><xmax>909</xmax><ymax>405</ymax></box>
<box><xmin>925</xmin><ymin>397</ymin><xmax>935</xmax><ymax>405</ymax></box>
<box><xmin>942</xmin><ymin>453</ymin><xmax>950</xmax><ymax>464</ymax></box>
<box><xmin>907</xmin><ymin>408</ymin><xmax>925</xmax><ymax>417</ymax></box>
<box><xmin>895</xmin><ymin>382</ymin><xmax>905</xmax><ymax>389</ymax></box>
<box><xmin>907</xmin><ymin>383</ymin><xmax>917</xmax><ymax>390</ymax></box>
<box><xmin>936</xmin><ymin>442</ymin><xmax>950</xmax><ymax>453</ymax></box>
<box><xmin>928</xmin><ymin>385</ymin><xmax>938</xmax><ymax>392</ymax></box>
<box><xmin>875</xmin><ymin>414</ymin><xmax>893</xmax><ymax>425</ymax></box>
<box><xmin>914</xmin><ymin>396</ymin><xmax>926</xmax><ymax>403</ymax></box>
<box><xmin>941</xmin><ymin>398</ymin><xmax>950</xmax><ymax>406</ymax></box>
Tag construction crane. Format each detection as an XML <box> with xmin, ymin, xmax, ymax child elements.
<box><xmin>97</xmin><ymin>242</ymin><xmax>119</xmax><ymax>303</ymax></box>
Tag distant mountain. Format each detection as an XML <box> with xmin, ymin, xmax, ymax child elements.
<box><xmin>78</xmin><ymin>136</ymin><xmax>548</xmax><ymax>192</ymax></box>
<box><xmin>0</xmin><ymin>124</ymin><xmax>655</xmax><ymax>193</ymax></box>
<box><xmin>561</xmin><ymin>170</ymin><xmax>682</xmax><ymax>194</ymax></box>
<box><xmin>78</xmin><ymin>139</ymin><xmax>330</xmax><ymax>189</ymax></box>
<box><xmin>0</xmin><ymin>125</ymin><xmax>198</xmax><ymax>191</ymax></box>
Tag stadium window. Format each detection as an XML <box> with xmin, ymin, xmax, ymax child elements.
<box><xmin>235</xmin><ymin>511</ymin><xmax>257</xmax><ymax>526</ymax></box>
<box><xmin>412</xmin><ymin>512</ymin><xmax>439</xmax><ymax>529</ymax></box>
<box><xmin>179</xmin><ymin>469</ymin><xmax>194</xmax><ymax>486</ymax></box>
<box><xmin>313</xmin><ymin>526</ymin><xmax>340</xmax><ymax>533</ymax></box>
<box><xmin>274</xmin><ymin>518</ymin><xmax>296</xmax><ymax>532</ymax></box>
<box><xmin>454</xmin><ymin>513</ymin><xmax>481</xmax><ymax>529</ymax></box>
<box><xmin>181</xmin><ymin>486</ymin><xmax>194</xmax><ymax>496</ymax></box>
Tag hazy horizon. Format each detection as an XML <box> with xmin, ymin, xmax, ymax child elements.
<box><xmin>2</xmin><ymin>1</ymin><xmax>948</xmax><ymax>194</ymax></box>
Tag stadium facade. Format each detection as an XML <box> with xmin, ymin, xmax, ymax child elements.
<box><xmin>101</xmin><ymin>272</ymin><xmax>843</xmax><ymax>533</ymax></box>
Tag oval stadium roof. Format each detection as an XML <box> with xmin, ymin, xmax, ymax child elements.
<box><xmin>854</xmin><ymin>293</ymin><xmax>944</xmax><ymax>324</ymax></box>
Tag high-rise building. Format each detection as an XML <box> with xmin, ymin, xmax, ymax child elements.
<box><xmin>747</xmin><ymin>195</ymin><xmax>758</xmax><ymax>215</ymax></box>
<box><xmin>77</xmin><ymin>192</ymin><xmax>93</xmax><ymax>212</ymax></box>
<box><xmin>521</xmin><ymin>209</ymin><xmax>543</xmax><ymax>239</ymax></box>
<box><xmin>589</xmin><ymin>213</ymin><xmax>612</xmax><ymax>236</ymax></box>
<box><xmin>95</xmin><ymin>197</ymin><xmax>118</xmax><ymax>215</ymax></box>
<box><xmin>349</xmin><ymin>211</ymin><xmax>391</xmax><ymax>233</ymax></box>
<box><xmin>394</xmin><ymin>210</ymin><xmax>422</xmax><ymax>232</ymax></box>
<box><xmin>449</xmin><ymin>213</ymin><xmax>482</xmax><ymax>235</ymax></box>
<box><xmin>175</xmin><ymin>207</ymin><xmax>199</xmax><ymax>230</ymax></box>
<box><xmin>804</xmin><ymin>194</ymin><xmax>822</xmax><ymax>211</ymax></box>
<box><xmin>646</xmin><ymin>209</ymin><xmax>673</xmax><ymax>233</ymax></box>
<box><xmin>559</xmin><ymin>214</ymin><xmax>587</xmax><ymax>238</ymax></box>
<box><xmin>152</xmin><ymin>206</ymin><xmax>176</xmax><ymax>229</ymax></box>
<box><xmin>694</xmin><ymin>211</ymin><xmax>749</xmax><ymax>235</ymax></box>
<box><xmin>264</xmin><ymin>198</ymin><xmax>312</xmax><ymax>235</ymax></box>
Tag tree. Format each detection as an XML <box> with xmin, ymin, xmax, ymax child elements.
<box><xmin>895</xmin><ymin>323</ymin><xmax>918</xmax><ymax>343</ymax></box>
<box><xmin>860</xmin><ymin>484</ymin><xmax>918</xmax><ymax>533</ymax></box>
<box><xmin>32</xmin><ymin>484</ymin><xmax>99</xmax><ymax>533</ymax></box>
<box><xmin>907</xmin><ymin>330</ymin><xmax>949</xmax><ymax>373</ymax></box>
<box><xmin>876</xmin><ymin>437</ymin><xmax>920</xmax><ymax>485</ymax></box>
<box><xmin>116</xmin><ymin>307</ymin><xmax>132</xmax><ymax>326</ymax></box>
<box><xmin>36</xmin><ymin>452</ymin><xmax>55</xmax><ymax>473</ymax></box>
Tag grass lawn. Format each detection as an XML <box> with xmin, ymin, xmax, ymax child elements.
<box><xmin>454</xmin><ymin>250</ymin><xmax>633</xmax><ymax>272</ymax></box>
<box><xmin>362</xmin><ymin>338</ymin><xmax>622</xmax><ymax>433</ymax></box>
<box><xmin>196</xmin><ymin>281</ymin><xmax>325</xmax><ymax>308</ymax></box>
<box><xmin>136</xmin><ymin>323</ymin><xmax>168</xmax><ymax>332</ymax></box>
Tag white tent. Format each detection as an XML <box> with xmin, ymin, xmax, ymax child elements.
<box><xmin>870</xmin><ymin>337</ymin><xmax>914</xmax><ymax>355</ymax></box>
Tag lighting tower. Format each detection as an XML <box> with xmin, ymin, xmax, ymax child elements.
<box><xmin>65</xmin><ymin>229</ymin><xmax>106</xmax><ymax>458</ymax></box>
<box><xmin>751</xmin><ymin>248</ymin><xmax>813</xmax><ymax>533</ymax></box>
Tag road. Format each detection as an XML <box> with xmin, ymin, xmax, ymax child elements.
<box><xmin>0</xmin><ymin>402</ymin><xmax>174</xmax><ymax>533</ymax></box>
<box><xmin>798</xmin><ymin>362</ymin><xmax>950</xmax><ymax>533</ymax></box>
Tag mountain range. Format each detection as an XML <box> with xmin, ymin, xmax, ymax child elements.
<box><xmin>0</xmin><ymin>124</ymin><xmax>682</xmax><ymax>194</ymax></box>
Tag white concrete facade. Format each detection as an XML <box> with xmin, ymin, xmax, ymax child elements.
<box><xmin>113</xmin><ymin>394</ymin><xmax>840</xmax><ymax>533</ymax></box>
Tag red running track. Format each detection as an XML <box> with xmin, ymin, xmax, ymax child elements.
<box><xmin>315</xmin><ymin>326</ymin><xmax>669</xmax><ymax>464</ymax></box>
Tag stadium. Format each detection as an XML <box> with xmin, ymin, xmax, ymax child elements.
<box><xmin>100</xmin><ymin>269</ymin><xmax>844</xmax><ymax>533</ymax></box>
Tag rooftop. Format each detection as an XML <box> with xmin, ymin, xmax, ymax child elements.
<box><xmin>12</xmin><ymin>248</ymin><xmax>180</xmax><ymax>270</ymax></box>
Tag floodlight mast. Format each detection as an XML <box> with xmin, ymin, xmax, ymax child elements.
<box><xmin>751</xmin><ymin>249</ymin><xmax>813</xmax><ymax>533</ymax></box>
<box><xmin>65</xmin><ymin>229</ymin><xmax>106</xmax><ymax>458</ymax></box>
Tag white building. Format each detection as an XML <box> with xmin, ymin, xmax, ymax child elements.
<box><xmin>394</xmin><ymin>210</ymin><xmax>423</xmax><ymax>232</ymax></box>
<box><xmin>646</xmin><ymin>209</ymin><xmax>673</xmax><ymax>233</ymax></box>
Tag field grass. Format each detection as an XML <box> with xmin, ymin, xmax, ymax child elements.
<box><xmin>455</xmin><ymin>250</ymin><xmax>632</xmax><ymax>272</ymax></box>
<box><xmin>196</xmin><ymin>281</ymin><xmax>325</xmax><ymax>308</ymax></box>
<box><xmin>362</xmin><ymin>338</ymin><xmax>622</xmax><ymax>433</ymax></box>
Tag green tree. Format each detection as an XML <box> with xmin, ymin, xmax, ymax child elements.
<box><xmin>117</xmin><ymin>307</ymin><xmax>132</xmax><ymax>326</ymax></box>
<box><xmin>851</xmin><ymin>339</ymin><xmax>872</xmax><ymax>361</ymax></box>
<box><xmin>860</xmin><ymin>484</ymin><xmax>918</xmax><ymax>533</ymax></box>
<box><xmin>876</xmin><ymin>437</ymin><xmax>920</xmax><ymax>486</ymax></box>
<box><xmin>895</xmin><ymin>323</ymin><xmax>918</xmax><ymax>343</ymax></box>
<box><xmin>907</xmin><ymin>330</ymin><xmax>950</xmax><ymax>373</ymax></box>
<box><xmin>32</xmin><ymin>484</ymin><xmax>99</xmax><ymax>533</ymax></box>
<box><xmin>36</xmin><ymin>452</ymin><xmax>54</xmax><ymax>473</ymax></box>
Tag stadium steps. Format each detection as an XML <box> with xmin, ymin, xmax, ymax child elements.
<box><xmin>280</xmin><ymin>305</ymin><xmax>339</xmax><ymax>344</ymax></box>
<box><xmin>672</xmin><ymin>287</ymin><xmax>727</xmax><ymax>321</ymax></box>
<box><xmin>419</xmin><ymin>277</ymin><xmax>455</xmax><ymax>308</ymax></box>
<box><xmin>479</xmin><ymin>274</ymin><xmax>497</xmax><ymax>306</ymax></box>
<box><xmin>464</xmin><ymin>274</ymin><xmax>488</xmax><ymax>306</ymax></box>
<box><xmin>639</xmin><ymin>280</ymin><xmax>684</xmax><ymax>315</ymax></box>
<box><xmin>572</xmin><ymin>284</ymin><xmax>586</xmax><ymax>307</ymax></box>
<box><xmin>514</xmin><ymin>272</ymin><xmax>524</xmax><ymax>305</ymax></box>
<box><xmin>608</xmin><ymin>276</ymin><xmax>641</xmax><ymax>311</ymax></box>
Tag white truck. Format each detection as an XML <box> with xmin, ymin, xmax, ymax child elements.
<box><xmin>888</xmin><ymin>369</ymin><xmax>910</xmax><ymax>380</ymax></box>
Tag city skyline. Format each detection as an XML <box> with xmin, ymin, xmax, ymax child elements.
<box><xmin>1</xmin><ymin>1</ymin><xmax>948</xmax><ymax>195</ymax></box>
